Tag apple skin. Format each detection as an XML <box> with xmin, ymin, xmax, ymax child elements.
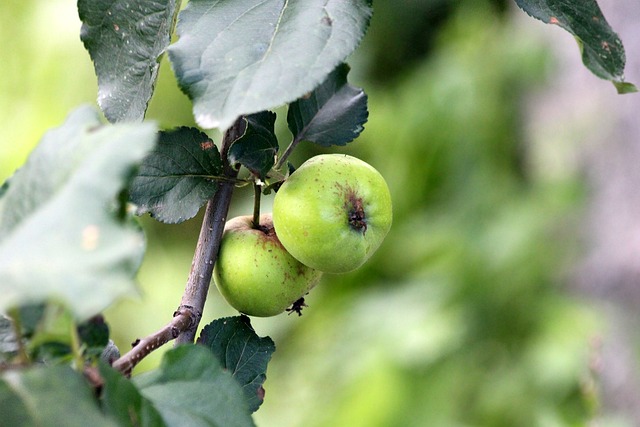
<box><xmin>213</xmin><ymin>214</ymin><xmax>322</xmax><ymax>317</ymax></box>
<box><xmin>272</xmin><ymin>154</ymin><xmax>392</xmax><ymax>274</ymax></box>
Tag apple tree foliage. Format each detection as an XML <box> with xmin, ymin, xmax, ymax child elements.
<box><xmin>0</xmin><ymin>0</ymin><xmax>635</xmax><ymax>425</ymax></box>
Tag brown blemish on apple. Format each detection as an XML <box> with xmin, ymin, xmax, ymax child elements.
<box><xmin>295</xmin><ymin>261</ymin><xmax>308</xmax><ymax>277</ymax></box>
<box><xmin>256</xmin><ymin>219</ymin><xmax>287</xmax><ymax>251</ymax></box>
<box><xmin>336</xmin><ymin>183</ymin><xmax>367</xmax><ymax>234</ymax></box>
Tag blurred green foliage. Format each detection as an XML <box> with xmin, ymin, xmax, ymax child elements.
<box><xmin>0</xmin><ymin>0</ymin><xmax>603</xmax><ymax>426</ymax></box>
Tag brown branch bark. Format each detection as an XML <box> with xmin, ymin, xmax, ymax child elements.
<box><xmin>112</xmin><ymin>117</ymin><xmax>246</xmax><ymax>374</ymax></box>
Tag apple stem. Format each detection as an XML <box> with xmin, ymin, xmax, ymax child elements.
<box><xmin>111</xmin><ymin>117</ymin><xmax>246</xmax><ymax>373</ymax></box>
<box><xmin>252</xmin><ymin>181</ymin><xmax>262</xmax><ymax>229</ymax></box>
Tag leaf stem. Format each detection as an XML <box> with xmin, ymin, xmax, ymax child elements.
<box><xmin>275</xmin><ymin>137</ymin><xmax>300</xmax><ymax>170</ymax></box>
<box><xmin>111</xmin><ymin>117</ymin><xmax>246</xmax><ymax>374</ymax></box>
<box><xmin>69</xmin><ymin>322</ymin><xmax>84</xmax><ymax>371</ymax></box>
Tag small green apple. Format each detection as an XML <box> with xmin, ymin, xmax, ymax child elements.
<box><xmin>272</xmin><ymin>154</ymin><xmax>392</xmax><ymax>273</ymax></box>
<box><xmin>213</xmin><ymin>214</ymin><xmax>322</xmax><ymax>317</ymax></box>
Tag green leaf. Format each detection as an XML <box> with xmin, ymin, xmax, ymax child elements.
<box><xmin>287</xmin><ymin>63</ymin><xmax>368</xmax><ymax>147</ymax></box>
<box><xmin>0</xmin><ymin>365</ymin><xmax>117</xmax><ymax>427</ymax></box>
<box><xmin>134</xmin><ymin>345</ymin><xmax>256</xmax><ymax>427</ymax></box>
<box><xmin>168</xmin><ymin>0</ymin><xmax>373</xmax><ymax>130</ymax></box>
<box><xmin>613</xmin><ymin>80</ymin><xmax>639</xmax><ymax>94</ymax></box>
<box><xmin>15</xmin><ymin>304</ymin><xmax>46</xmax><ymax>338</ymax></box>
<box><xmin>228</xmin><ymin>112</ymin><xmax>279</xmax><ymax>179</ymax></box>
<box><xmin>514</xmin><ymin>0</ymin><xmax>637</xmax><ymax>93</ymax></box>
<box><xmin>130</xmin><ymin>127</ymin><xmax>223</xmax><ymax>224</ymax></box>
<box><xmin>78</xmin><ymin>315</ymin><xmax>109</xmax><ymax>350</ymax></box>
<box><xmin>100</xmin><ymin>363</ymin><xmax>166</xmax><ymax>427</ymax></box>
<box><xmin>0</xmin><ymin>106</ymin><xmax>157</xmax><ymax>320</ymax></box>
<box><xmin>78</xmin><ymin>0</ymin><xmax>179</xmax><ymax>122</ymax></box>
<box><xmin>27</xmin><ymin>305</ymin><xmax>75</xmax><ymax>362</ymax></box>
<box><xmin>78</xmin><ymin>315</ymin><xmax>110</xmax><ymax>359</ymax></box>
<box><xmin>197</xmin><ymin>316</ymin><xmax>275</xmax><ymax>413</ymax></box>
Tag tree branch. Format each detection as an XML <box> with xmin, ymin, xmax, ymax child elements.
<box><xmin>112</xmin><ymin>117</ymin><xmax>246</xmax><ymax>374</ymax></box>
<box><xmin>174</xmin><ymin>118</ymin><xmax>245</xmax><ymax>344</ymax></box>
<box><xmin>111</xmin><ymin>311</ymin><xmax>192</xmax><ymax>376</ymax></box>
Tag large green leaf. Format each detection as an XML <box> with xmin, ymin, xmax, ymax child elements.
<box><xmin>134</xmin><ymin>345</ymin><xmax>255</xmax><ymax>427</ymax></box>
<box><xmin>287</xmin><ymin>63</ymin><xmax>368</xmax><ymax>147</ymax></box>
<box><xmin>0</xmin><ymin>106</ymin><xmax>157</xmax><ymax>320</ymax></box>
<box><xmin>0</xmin><ymin>365</ymin><xmax>117</xmax><ymax>427</ymax></box>
<box><xmin>197</xmin><ymin>316</ymin><xmax>275</xmax><ymax>412</ymax></box>
<box><xmin>514</xmin><ymin>0</ymin><xmax>637</xmax><ymax>93</ymax></box>
<box><xmin>79</xmin><ymin>0</ymin><xmax>179</xmax><ymax>122</ymax></box>
<box><xmin>168</xmin><ymin>0</ymin><xmax>373</xmax><ymax>130</ymax></box>
<box><xmin>130</xmin><ymin>127</ymin><xmax>223</xmax><ymax>224</ymax></box>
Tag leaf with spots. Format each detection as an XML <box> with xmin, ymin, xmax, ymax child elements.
<box><xmin>0</xmin><ymin>106</ymin><xmax>157</xmax><ymax>320</ymax></box>
<box><xmin>168</xmin><ymin>0</ymin><xmax>373</xmax><ymax>131</ymax></box>
<box><xmin>514</xmin><ymin>0</ymin><xmax>637</xmax><ymax>93</ymax></box>
<box><xmin>129</xmin><ymin>127</ymin><xmax>224</xmax><ymax>224</ymax></box>
<box><xmin>287</xmin><ymin>63</ymin><xmax>368</xmax><ymax>148</ymax></box>
<box><xmin>78</xmin><ymin>0</ymin><xmax>179</xmax><ymax>122</ymax></box>
<box><xmin>197</xmin><ymin>316</ymin><xmax>275</xmax><ymax>412</ymax></box>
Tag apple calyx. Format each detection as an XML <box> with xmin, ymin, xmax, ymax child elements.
<box><xmin>344</xmin><ymin>187</ymin><xmax>367</xmax><ymax>234</ymax></box>
<box><xmin>286</xmin><ymin>297</ymin><xmax>308</xmax><ymax>316</ymax></box>
<box><xmin>348</xmin><ymin>198</ymin><xmax>367</xmax><ymax>234</ymax></box>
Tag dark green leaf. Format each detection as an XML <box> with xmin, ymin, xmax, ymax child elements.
<box><xmin>78</xmin><ymin>315</ymin><xmax>110</xmax><ymax>359</ymax></box>
<box><xmin>78</xmin><ymin>315</ymin><xmax>109</xmax><ymax>349</ymax></box>
<box><xmin>79</xmin><ymin>0</ymin><xmax>179</xmax><ymax>122</ymax></box>
<box><xmin>288</xmin><ymin>63</ymin><xmax>368</xmax><ymax>147</ymax></box>
<box><xmin>130</xmin><ymin>127</ymin><xmax>223</xmax><ymax>224</ymax></box>
<box><xmin>197</xmin><ymin>316</ymin><xmax>275</xmax><ymax>413</ymax></box>
<box><xmin>169</xmin><ymin>0</ymin><xmax>373</xmax><ymax>130</ymax></box>
<box><xmin>0</xmin><ymin>365</ymin><xmax>117</xmax><ymax>427</ymax></box>
<box><xmin>0</xmin><ymin>106</ymin><xmax>157</xmax><ymax>320</ymax></box>
<box><xmin>514</xmin><ymin>0</ymin><xmax>637</xmax><ymax>93</ymax></box>
<box><xmin>16</xmin><ymin>304</ymin><xmax>46</xmax><ymax>338</ymax></box>
<box><xmin>100</xmin><ymin>363</ymin><xmax>166</xmax><ymax>427</ymax></box>
<box><xmin>228</xmin><ymin>112</ymin><xmax>278</xmax><ymax>179</ymax></box>
<box><xmin>134</xmin><ymin>345</ymin><xmax>256</xmax><ymax>427</ymax></box>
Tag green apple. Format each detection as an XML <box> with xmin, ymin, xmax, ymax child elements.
<box><xmin>213</xmin><ymin>214</ymin><xmax>322</xmax><ymax>317</ymax></box>
<box><xmin>272</xmin><ymin>154</ymin><xmax>392</xmax><ymax>273</ymax></box>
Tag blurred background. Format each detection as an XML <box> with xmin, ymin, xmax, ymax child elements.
<box><xmin>2</xmin><ymin>0</ymin><xmax>640</xmax><ymax>425</ymax></box>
